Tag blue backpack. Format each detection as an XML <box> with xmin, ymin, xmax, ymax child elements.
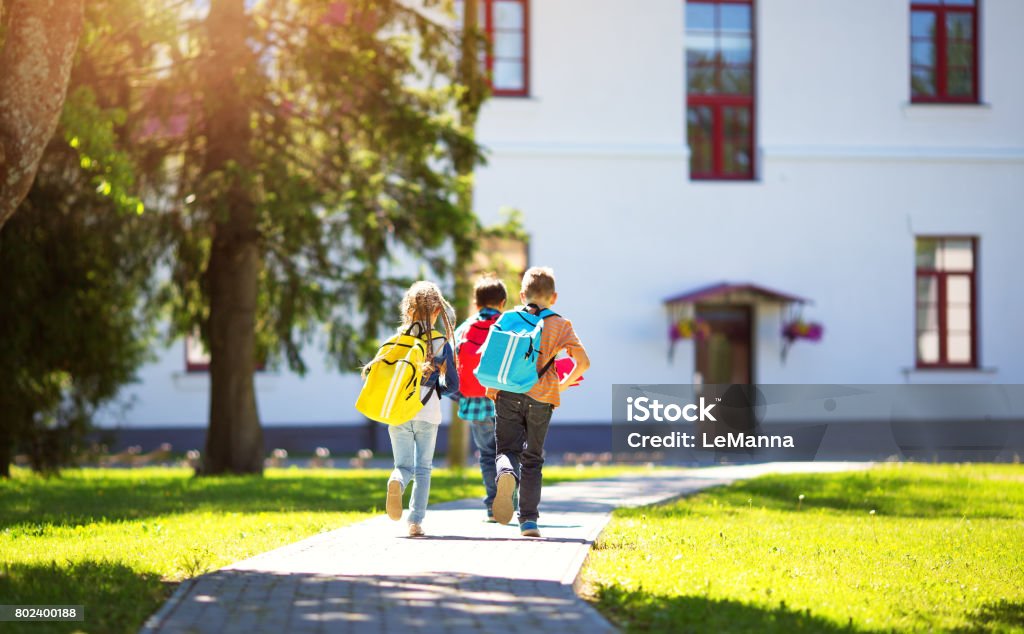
<box><xmin>474</xmin><ymin>304</ymin><xmax>558</xmax><ymax>393</ymax></box>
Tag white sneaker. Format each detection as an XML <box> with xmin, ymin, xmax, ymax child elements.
<box><xmin>408</xmin><ymin>523</ymin><xmax>425</xmax><ymax>537</ymax></box>
<box><xmin>493</xmin><ymin>473</ymin><xmax>516</xmax><ymax>525</ymax></box>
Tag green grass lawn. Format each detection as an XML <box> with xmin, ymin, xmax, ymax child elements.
<box><xmin>0</xmin><ymin>464</ymin><xmax>644</xmax><ymax>634</ymax></box>
<box><xmin>582</xmin><ymin>463</ymin><xmax>1024</xmax><ymax>633</ymax></box>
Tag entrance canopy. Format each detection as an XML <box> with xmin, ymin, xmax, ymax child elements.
<box><xmin>664</xmin><ymin>281</ymin><xmax>808</xmax><ymax>307</ymax></box>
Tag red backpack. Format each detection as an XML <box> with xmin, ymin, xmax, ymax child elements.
<box><xmin>456</xmin><ymin>314</ymin><xmax>499</xmax><ymax>397</ymax></box>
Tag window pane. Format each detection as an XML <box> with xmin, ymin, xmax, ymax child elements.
<box><xmin>916</xmin><ymin>276</ymin><xmax>939</xmax><ymax>303</ymax></box>
<box><xmin>947</xmin><ymin>305</ymin><xmax>971</xmax><ymax>331</ymax></box>
<box><xmin>723</xmin><ymin>142</ymin><xmax>751</xmax><ymax>175</ymax></box>
<box><xmin>686</xmin><ymin>47</ymin><xmax>715</xmax><ymax>68</ymax></box>
<box><xmin>723</xmin><ymin>106</ymin><xmax>750</xmax><ymax>136</ymax></box>
<box><xmin>720</xmin><ymin>34</ymin><xmax>752</xmax><ymax>65</ymax></box>
<box><xmin>946</xmin><ymin>275</ymin><xmax>971</xmax><ymax>303</ymax></box>
<box><xmin>912</xmin><ymin>67</ymin><xmax>936</xmax><ymax>97</ymax></box>
<box><xmin>911</xmin><ymin>41</ymin><xmax>935</xmax><ymax>67</ymax></box>
<box><xmin>722</xmin><ymin>106</ymin><xmax>752</xmax><ymax>175</ymax></box>
<box><xmin>947</xmin><ymin>67</ymin><xmax>973</xmax><ymax>97</ymax></box>
<box><xmin>493</xmin><ymin>1</ymin><xmax>524</xmax><ymax>30</ymax></box>
<box><xmin>941</xmin><ymin>239</ymin><xmax>974</xmax><ymax>271</ymax></box>
<box><xmin>687</xmin><ymin>64</ymin><xmax>716</xmax><ymax>93</ymax></box>
<box><xmin>917</xmin><ymin>303</ymin><xmax>938</xmax><ymax>331</ymax></box>
<box><xmin>686</xmin><ymin>3</ymin><xmax>716</xmax><ymax>31</ymax></box>
<box><xmin>687</xmin><ymin>33</ymin><xmax>717</xmax><ymax>62</ymax></box>
<box><xmin>947</xmin><ymin>333</ymin><xmax>972</xmax><ymax>363</ymax></box>
<box><xmin>916</xmin><ymin>239</ymin><xmax>940</xmax><ymax>269</ymax></box>
<box><xmin>720</xmin><ymin>4</ymin><xmax>751</xmax><ymax>32</ymax></box>
<box><xmin>492</xmin><ymin>59</ymin><xmax>524</xmax><ymax>91</ymax></box>
<box><xmin>917</xmin><ymin>331</ymin><xmax>940</xmax><ymax>364</ymax></box>
<box><xmin>911</xmin><ymin>11</ymin><xmax>936</xmax><ymax>38</ymax></box>
<box><xmin>947</xmin><ymin>41</ymin><xmax>973</xmax><ymax>67</ymax></box>
<box><xmin>721</xmin><ymin>66</ymin><xmax>752</xmax><ymax>94</ymax></box>
<box><xmin>692</xmin><ymin>139</ymin><xmax>713</xmax><ymax>175</ymax></box>
<box><xmin>945</xmin><ymin>12</ymin><xmax>973</xmax><ymax>39</ymax></box>
<box><xmin>687</xmin><ymin>106</ymin><xmax>714</xmax><ymax>174</ymax></box>
<box><xmin>493</xmin><ymin>31</ymin><xmax>523</xmax><ymax>58</ymax></box>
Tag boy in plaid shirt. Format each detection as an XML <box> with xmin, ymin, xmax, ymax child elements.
<box><xmin>453</xmin><ymin>276</ymin><xmax>508</xmax><ymax>521</ymax></box>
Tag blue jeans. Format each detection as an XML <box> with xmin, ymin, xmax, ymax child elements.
<box><xmin>388</xmin><ymin>419</ymin><xmax>438</xmax><ymax>525</ymax></box>
<box><xmin>470</xmin><ymin>419</ymin><xmax>497</xmax><ymax>509</ymax></box>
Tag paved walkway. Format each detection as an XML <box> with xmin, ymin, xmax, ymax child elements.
<box><xmin>141</xmin><ymin>462</ymin><xmax>868</xmax><ymax>634</ymax></box>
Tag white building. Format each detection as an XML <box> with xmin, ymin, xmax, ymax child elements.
<box><xmin>108</xmin><ymin>0</ymin><xmax>1024</xmax><ymax>448</ymax></box>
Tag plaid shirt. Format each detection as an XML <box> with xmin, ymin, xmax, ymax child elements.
<box><xmin>454</xmin><ymin>307</ymin><xmax>499</xmax><ymax>422</ymax></box>
<box><xmin>458</xmin><ymin>396</ymin><xmax>495</xmax><ymax>422</ymax></box>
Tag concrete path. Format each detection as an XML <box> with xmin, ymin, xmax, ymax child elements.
<box><xmin>141</xmin><ymin>462</ymin><xmax>868</xmax><ymax>634</ymax></box>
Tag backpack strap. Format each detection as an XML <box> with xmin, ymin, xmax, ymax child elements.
<box><xmin>420</xmin><ymin>383</ymin><xmax>439</xmax><ymax>405</ymax></box>
<box><xmin>404</xmin><ymin>321</ymin><xmax>429</xmax><ymax>338</ymax></box>
<box><xmin>523</xmin><ymin>304</ymin><xmax>559</xmax><ymax>377</ymax></box>
<box><xmin>524</xmin><ymin>303</ymin><xmax>559</xmax><ymax>319</ymax></box>
<box><xmin>537</xmin><ymin>356</ymin><xmax>557</xmax><ymax>378</ymax></box>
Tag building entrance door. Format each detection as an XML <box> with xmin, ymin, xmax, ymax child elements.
<box><xmin>695</xmin><ymin>305</ymin><xmax>752</xmax><ymax>384</ymax></box>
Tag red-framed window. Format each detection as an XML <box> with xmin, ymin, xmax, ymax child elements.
<box><xmin>457</xmin><ymin>0</ymin><xmax>530</xmax><ymax>97</ymax></box>
<box><xmin>686</xmin><ymin>0</ymin><xmax>755</xmax><ymax>180</ymax></box>
<box><xmin>185</xmin><ymin>334</ymin><xmax>211</xmax><ymax>373</ymax></box>
<box><xmin>915</xmin><ymin>237</ymin><xmax>978</xmax><ymax>368</ymax></box>
<box><xmin>910</xmin><ymin>0</ymin><xmax>979</xmax><ymax>103</ymax></box>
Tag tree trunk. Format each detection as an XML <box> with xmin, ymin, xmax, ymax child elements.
<box><xmin>0</xmin><ymin>424</ymin><xmax>12</xmax><ymax>479</ymax></box>
<box><xmin>199</xmin><ymin>0</ymin><xmax>264</xmax><ymax>475</ymax></box>
<box><xmin>0</xmin><ymin>0</ymin><xmax>84</xmax><ymax>230</ymax></box>
<box><xmin>447</xmin><ymin>0</ymin><xmax>487</xmax><ymax>470</ymax></box>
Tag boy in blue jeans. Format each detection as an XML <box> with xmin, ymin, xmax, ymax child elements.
<box><xmin>453</xmin><ymin>276</ymin><xmax>508</xmax><ymax>521</ymax></box>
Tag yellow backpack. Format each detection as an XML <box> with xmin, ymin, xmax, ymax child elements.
<box><xmin>355</xmin><ymin>325</ymin><xmax>441</xmax><ymax>425</ymax></box>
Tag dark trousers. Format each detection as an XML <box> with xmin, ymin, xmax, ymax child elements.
<box><xmin>494</xmin><ymin>391</ymin><xmax>554</xmax><ymax>523</ymax></box>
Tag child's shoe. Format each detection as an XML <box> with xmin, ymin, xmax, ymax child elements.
<box><xmin>408</xmin><ymin>523</ymin><xmax>424</xmax><ymax>537</ymax></box>
<box><xmin>386</xmin><ymin>479</ymin><xmax>403</xmax><ymax>521</ymax></box>
<box><xmin>485</xmin><ymin>507</ymin><xmax>497</xmax><ymax>523</ymax></box>
<box><xmin>519</xmin><ymin>520</ymin><xmax>541</xmax><ymax>537</ymax></box>
<box><xmin>493</xmin><ymin>473</ymin><xmax>516</xmax><ymax>525</ymax></box>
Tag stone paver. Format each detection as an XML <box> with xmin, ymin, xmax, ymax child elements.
<box><xmin>141</xmin><ymin>462</ymin><xmax>869</xmax><ymax>633</ymax></box>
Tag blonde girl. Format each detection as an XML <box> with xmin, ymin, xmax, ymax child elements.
<box><xmin>372</xmin><ymin>281</ymin><xmax>459</xmax><ymax>536</ymax></box>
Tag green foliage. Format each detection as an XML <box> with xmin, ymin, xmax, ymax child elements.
<box><xmin>484</xmin><ymin>207</ymin><xmax>529</xmax><ymax>242</ymax></box>
<box><xmin>476</xmin><ymin>207</ymin><xmax>530</xmax><ymax>301</ymax></box>
<box><xmin>158</xmin><ymin>0</ymin><xmax>485</xmax><ymax>374</ymax></box>
<box><xmin>0</xmin><ymin>140</ymin><xmax>161</xmax><ymax>473</ymax></box>
<box><xmin>62</xmin><ymin>88</ymin><xmax>144</xmax><ymax>216</ymax></box>
<box><xmin>583</xmin><ymin>463</ymin><xmax>1024</xmax><ymax>633</ymax></box>
<box><xmin>0</xmin><ymin>0</ymin><xmax>171</xmax><ymax>474</ymax></box>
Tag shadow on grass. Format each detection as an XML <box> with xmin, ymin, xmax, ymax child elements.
<box><xmin>957</xmin><ymin>599</ymin><xmax>1024</xmax><ymax>633</ymax></box>
<box><xmin>0</xmin><ymin>560</ymin><xmax>170</xmax><ymax>634</ymax></box>
<box><xmin>0</xmin><ymin>469</ymin><xmax>627</xmax><ymax>530</ymax></box>
<box><xmin>0</xmin><ymin>471</ymin><xmax>483</xmax><ymax>529</ymax></box>
<box><xmin>591</xmin><ymin>584</ymin><xmax>864</xmax><ymax>634</ymax></box>
<box><xmin>652</xmin><ymin>470</ymin><xmax>1024</xmax><ymax>520</ymax></box>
